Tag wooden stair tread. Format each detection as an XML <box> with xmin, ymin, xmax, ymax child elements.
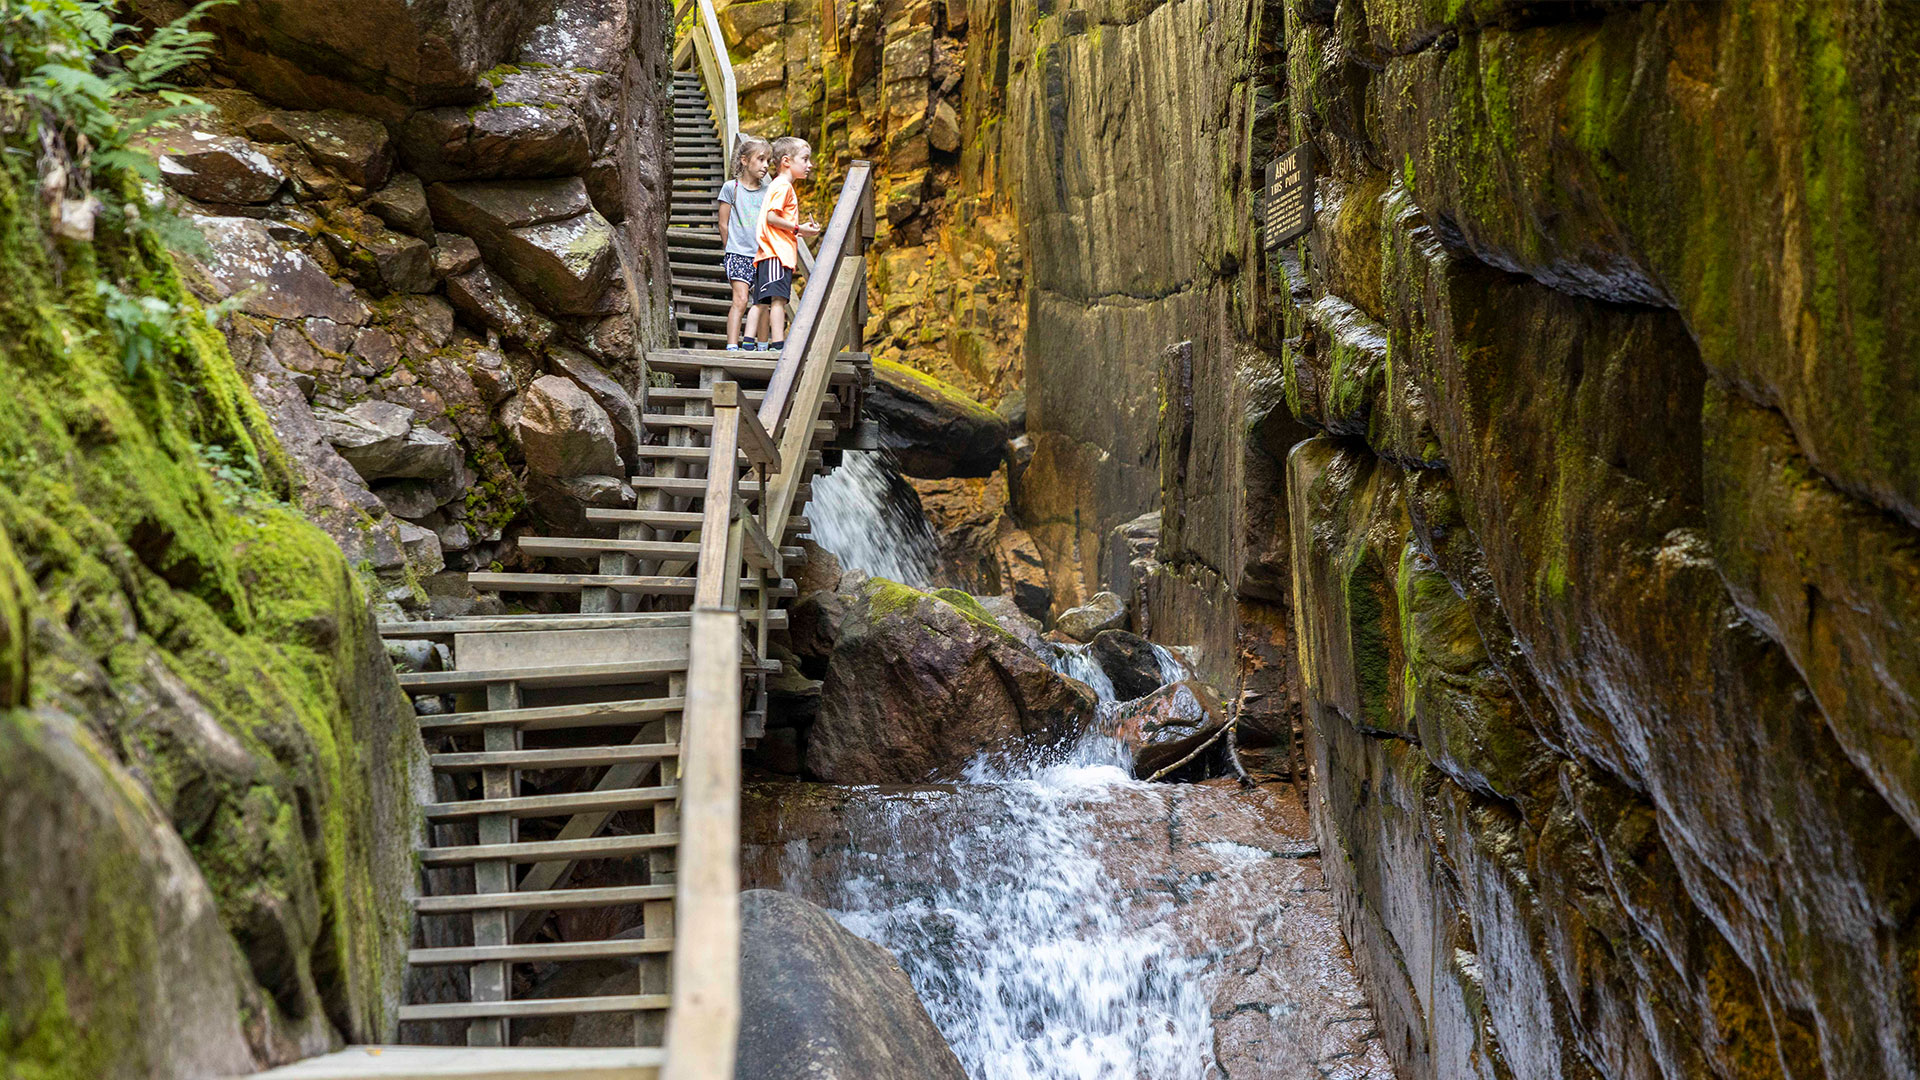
<box><xmin>397</xmin><ymin>996</ymin><xmax>670</xmax><ymax>1021</ymax></box>
<box><xmin>430</xmin><ymin>742</ymin><xmax>679</xmax><ymax>771</ymax></box>
<box><xmin>243</xmin><ymin>1046</ymin><xmax>666</xmax><ymax>1078</ymax></box>
<box><xmin>380</xmin><ymin>613</ymin><xmax>784</xmax><ymax>638</ymax></box>
<box><xmin>466</xmin><ymin>572</ymin><xmax>799</xmax><ymax>599</ymax></box>
<box><xmin>413</xmin><ymin>884</ymin><xmax>675</xmax><ymax>913</ymax></box>
<box><xmin>396</xmin><ymin>658</ymin><xmax>687</xmax><ymax>692</ymax></box>
<box><xmin>419</xmin><ymin>831</ymin><xmax>679</xmax><ymax>865</ymax></box>
<box><xmin>647</xmin><ymin>349</ymin><xmax>865</xmax><ymax>381</ymax></box>
<box><xmin>518</xmin><ymin>536</ymin><xmax>804</xmax><ymax>561</ymax></box>
<box><xmin>584</xmin><ymin>508</ymin><xmax>810</xmax><ymax>534</ymax></box>
<box><xmin>415</xmin><ymin>696</ymin><xmax>687</xmax><ymax>733</ymax></box>
<box><xmin>422</xmin><ymin>785</ymin><xmax>679</xmax><ymax>820</ymax></box>
<box><xmin>408</xmin><ymin>938</ymin><xmax>675</xmax><ymax>965</ymax></box>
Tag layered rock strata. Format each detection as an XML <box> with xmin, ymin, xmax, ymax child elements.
<box><xmin>144</xmin><ymin>0</ymin><xmax>676</xmax><ymax>615</ymax></box>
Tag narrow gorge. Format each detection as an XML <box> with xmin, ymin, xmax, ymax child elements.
<box><xmin>2</xmin><ymin>2</ymin><xmax>1916</xmax><ymax>1079</ymax></box>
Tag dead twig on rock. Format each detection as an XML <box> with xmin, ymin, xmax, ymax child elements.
<box><xmin>1145</xmin><ymin>711</ymin><xmax>1241</xmax><ymax>783</ymax></box>
<box><xmin>1225</xmin><ymin>703</ymin><xmax>1254</xmax><ymax>788</ymax></box>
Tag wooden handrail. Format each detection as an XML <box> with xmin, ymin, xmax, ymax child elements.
<box><xmin>664</xmin><ymin>171</ymin><xmax>873</xmax><ymax>1080</ymax></box>
<box><xmin>758</xmin><ymin>161</ymin><xmax>875</xmax><ymax>438</ymax></box>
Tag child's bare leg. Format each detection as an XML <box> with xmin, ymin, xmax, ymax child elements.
<box><xmin>727</xmin><ymin>280</ymin><xmax>751</xmax><ymax>345</ymax></box>
<box><xmin>769</xmin><ymin>299</ymin><xmax>787</xmax><ymax>344</ymax></box>
<box><xmin>743</xmin><ymin>304</ymin><xmax>763</xmax><ymax>343</ymax></box>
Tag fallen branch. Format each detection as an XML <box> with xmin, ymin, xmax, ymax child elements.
<box><xmin>1145</xmin><ymin>711</ymin><xmax>1240</xmax><ymax>783</ymax></box>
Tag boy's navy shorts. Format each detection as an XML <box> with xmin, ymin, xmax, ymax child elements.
<box><xmin>723</xmin><ymin>253</ymin><xmax>754</xmax><ymax>283</ymax></box>
<box><xmin>751</xmin><ymin>259</ymin><xmax>792</xmax><ymax>304</ymax></box>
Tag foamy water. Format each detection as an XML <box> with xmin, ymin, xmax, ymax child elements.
<box><xmin>803</xmin><ymin>450</ymin><xmax>942</xmax><ymax>587</ymax></box>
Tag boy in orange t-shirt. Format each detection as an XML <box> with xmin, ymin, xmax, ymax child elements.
<box><xmin>750</xmin><ymin>136</ymin><xmax>823</xmax><ymax>351</ymax></box>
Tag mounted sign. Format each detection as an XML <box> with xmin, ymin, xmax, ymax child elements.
<box><xmin>1263</xmin><ymin>144</ymin><xmax>1315</xmax><ymax>250</ymax></box>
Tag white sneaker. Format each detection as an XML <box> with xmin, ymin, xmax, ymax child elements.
<box><xmin>725</xmin><ymin>343</ymin><xmax>743</xmax><ymax>352</ymax></box>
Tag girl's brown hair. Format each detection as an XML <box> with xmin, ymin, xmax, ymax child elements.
<box><xmin>733</xmin><ymin>135</ymin><xmax>772</xmax><ymax>182</ymax></box>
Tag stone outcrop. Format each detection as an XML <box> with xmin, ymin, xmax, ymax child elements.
<box><xmin>787</xmin><ymin>576</ymin><xmax>1098</xmax><ymax>782</ymax></box>
<box><xmin>149</xmin><ymin>0</ymin><xmax>675</xmax><ymax>612</ymax></box>
<box><xmin>0</xmin><ymin>157</ymin><xmax>422</xmax><ymax>1074</ymax></box>
<box><xmin>735</xmin><ymin>890</ymin><xmax>968</xmax><ymax>1080</ymax></box>
<box><xmin>1054</xmin><ymin>591</ymin><xmax>1126</xmax><ymax>643</ymax></box>
<box><xmin>867</xmin><ymin>358</ymin><xmax>1008</xmax><ymax>478</ymax></box>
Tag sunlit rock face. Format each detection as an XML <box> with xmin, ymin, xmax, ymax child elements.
<box><xmin>1276</xmin><ymin>2</ymin><xmax>1920</xmax><ymax>1078</ymax></box>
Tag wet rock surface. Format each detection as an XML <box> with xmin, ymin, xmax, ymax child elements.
<box><xmin>867</xmin><ymin>358</ymin><xmax>1009</xmax><ymax>479</ymax></box>
<box><xmin>1107</xmin><ymin>680</ymin><xmax>1227</xmax><ymax>777</ymax></box>
<box><xmin>788</xmin><ymin>575</ymin><xmax>1099</xmax><ymax>782</ymax></box>
<box><xmin>743</xmin><ymin>778</ymin><xmax>1394</xmax><ymax>1079</ymax></box>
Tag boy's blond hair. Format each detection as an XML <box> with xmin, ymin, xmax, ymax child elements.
<box><xmin>769</xmin><ymin>136</ymin><xmax>811</xmax><ymax>175</ymax></box>
<box><xmin>732</xmin><ymin>134</ymin><xmax>771</xmax><ymax>182</ymax></box>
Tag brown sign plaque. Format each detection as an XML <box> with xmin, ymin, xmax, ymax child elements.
<box><xmin>1263</xmin><ymin>144</ymin><xmax>1315</xmax><ymax>250</ymax></box>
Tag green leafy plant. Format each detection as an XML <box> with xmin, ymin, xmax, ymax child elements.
<box><xmin>0</xmin><ymin>0</ymin><xmax>233</xmax><ymax>178</ymax></box>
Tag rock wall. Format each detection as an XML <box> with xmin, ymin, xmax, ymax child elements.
<box><xmin>0</xmin><ymin>152</ymin><xmax>421</xmax><ymax>1074</ymax></box>
<box><xmin>1277</xmin><ymin>2</ymin><xmax>1920</xmax><ymax>1078</ymax></box>
<box><xmin>138</xmin><ymin>0</ymin><xmax>678</xmax><ymax>616</ymax></box>
<box><xmin>708</xmin><ymin>0</ymin><xmax>1027</xmax><ymax>397</ymax></box>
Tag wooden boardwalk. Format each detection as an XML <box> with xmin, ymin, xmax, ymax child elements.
<box><xmin>248</xmin><ymin>7</ymin><xmax>877</xmax><ymax>1073</ymax></box>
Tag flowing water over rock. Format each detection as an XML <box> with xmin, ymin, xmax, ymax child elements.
<box><xmin>744</xmin><ymin>646</ymin><xmax>1392</xmax><ymax>1078</ymax></box>
<box><xmin>804</xmin><ymin>450</ymin><xmax>943</xmax><ymax>587</ymax></box>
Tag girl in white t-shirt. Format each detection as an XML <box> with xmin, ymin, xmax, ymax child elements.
<box><xmin>716</xmin><ymin>136</ymin><xmax>773</xmax><ymax>351</ymax></box>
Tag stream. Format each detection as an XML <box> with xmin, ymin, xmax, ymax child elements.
<box><xmin>787</xmin><ymin>453</ymin><xmax>1392</xmax><ymax>1078</ymax></box>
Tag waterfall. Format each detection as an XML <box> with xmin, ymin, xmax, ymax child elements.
<box><xmin>803</xmin><ymin>450</ymin><xmax>942</xmax><ymax>588</ymax></box>
<box><xmin>779</xmin><ymin>644</ymin><xmax>1224</xmax><ymax>1079</ymax></box>
<box><xmin>786</xmin><ymin>742</ymin><xmax>1217</xmax><ymax>1080</ymax></box>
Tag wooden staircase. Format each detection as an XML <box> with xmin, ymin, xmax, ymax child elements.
<box><xmin>245</xmin><ymin>1</ymin><xmax>876</xmax><ymax>1072</ymax></box>
<box><xmin>667</xmin><ymin>69</ymin><xmax>735</xmax><ymax>349</ymax></box>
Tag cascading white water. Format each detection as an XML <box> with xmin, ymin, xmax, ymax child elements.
<box><xmin>803</xmin><ymin>449</ymin><xmax>943</xmax><ymax>588</ymax></box>
<box><xmin>783</xmin><ymin>644</ymin><xmax>1220</xmax><ymax>1080</ymax></box>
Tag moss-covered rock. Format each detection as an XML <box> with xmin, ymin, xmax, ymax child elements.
<box><xmin>0</xmin><ymin>150</ymin><xmax>422</xmax><ymax>1073</ymax></box>
<box><xmin>799</xmin><ymin>577</ymin><xmax>1098</xmax><ymax>782</ymax></box>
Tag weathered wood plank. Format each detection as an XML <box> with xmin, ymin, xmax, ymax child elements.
<box><xmin>398</xmin><ymin>996</ymin><xmax>670</xmax><ymax>1021</ymax></box>
<box><xmin>663</xmin><ymin>607</ymin><xmax>743</xmax><ymax>1080</ymax></box>
<box><xmin>740</xmin><ymin>514</ymin><xmax>781</xmax><ymax>577</ymax></box>
<box><xmin>421</xmin><ymin>786</ymin><xmax>680</xmax><ymax>821</ymax></box>
<box><xmin>429</xmin><ymin>743</ymin><xmax>679</xmax><ymax>771</ymax></box>
<box><xmin>414</xmin><ymin>697</ymin><xmax>684</xmax><ymax>733</ymax></box>
<box><xmin>463</xmin><ymin>573</ymin><xmax>796</xmax><ymax>599</ymax></box>
<box><xmin>397</xmin><ymin>659</ymin><xmax>688</xmax><ymax>693</ymax></box>
<box><xmin>420</xmin><ymin>832</ymin><xmax>678</xmax><ymax>866</ymax></box>
<box><xmin>412</xmin><ymin>884</ymin><xmax>674</xmax><ymax>914</ymax></box>
<box><xmin>408</xmin><ymin>939</ymin><xmax>674</xmax><ymax>966</ymax></box>
<box><xmin>239</xmin><ymin>1045</ymin><xmax>664</xmax><ymax>1079</ymax></box>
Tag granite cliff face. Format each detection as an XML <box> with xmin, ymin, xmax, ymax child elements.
<box><xmin>801</xmin><ymin>0</ymin><xmax>1920</xmax><ymax>1075</ymax></box>
<box><xmin>1278</xmin><ymin>4</ymin><xmax>1920</xmax><ymax>1077</ymax></box>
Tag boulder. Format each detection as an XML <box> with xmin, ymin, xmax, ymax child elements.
<box><xmin>867</xmin><ymin>358</ymin><xmax>1008</xmax><ymax>478</ymax></box>
<box><xmin>975</xmin><ymin>593</ymin><xmax>1047</xmax><ymax>655</ymax></box>
<box><xmin>180</xmin><ymin>0</ymin><xmax>554</xmax><ymax>120</ymax></box>
<box><xmin>548</xmin><ymin>346</ymin><xmax>642</xmax><ymax>472</ymax></box>
<box><xmin>736</xmin><ymin>890</ymin><xmax>968</xmax><ymax>1080</ymax></box>
<box><xmin>526</xmin><ymin>473</ymin><xmax>634</xmax><ymax>536</ymax></box>
<box><xmin>928</xmin><ymin>98</ymin><xmax>961</xmax><ymax>153</ymax></box>
<box><xmin>154</xmin><ymin>131</ymin><xmax>285</xmax><ymax>204</ymax></box>
<box><xmin>320</xmin><ymin>208</ymin><xmax>436</xmax><ymax>295</ymax></box>
<box><xmin>399</xmin><ymin>67</ymin><xmax>602</xmax><ymax>182</ymax></box>
<box><xmin>1107</xmin><ymin>680</ymin><xmax>1227</xmax><ymax>777</ymax></box>
<box><xmin>315</xmin><ymin>400</ymin><xmax>462</xmax><ymax>481</ymax></box>
<box><xmin>516</xmin><ymin>375</ymin><xmax>621</xmax><ymax>479</ymax></box>
<box><xmin>188</xmin><ymin>215</ymin><xmax>371</xmax><ymax>325</ymax></box>
<box><xmin>247</xmin><ymin>109</ymin><xmax>393</xmax><ymax>189</ymax></box>
<box><xmin>367</xmin><ymin>173</ymin><xmax>434</xmax><ymax>240</ymax></box>
<box><xmin>1089</xmin><ymin>629</ymin><xmax>1182</xmax><ymax>702</ymax></box>
<box><xmin>431</xmin><ymin>233</ymin><xmax>483</xmax><ymax>277</ymax></box>
<box><xmin>993</xmin><ymin>527</ymin><xmax>1051</xmax><ymax>621</ymax></box>
<box><xmin>799</xmin><ymin>577</ymin><xmax>1099</xmax><ymax>782</ymax></box>
<box><xmin>428</xmin><ymin>178</ymin><xmax>619</xmax><ymax>316</ymax></box>
<box><xmin>1056</xmin><ymin>590</ymin><xmax>1126</xmax><ymax>642</ymax></box>
<box><xmin>445</xmin><ymin>263</ymin><xmax>555</xmax><ymax>344</ymax></box>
